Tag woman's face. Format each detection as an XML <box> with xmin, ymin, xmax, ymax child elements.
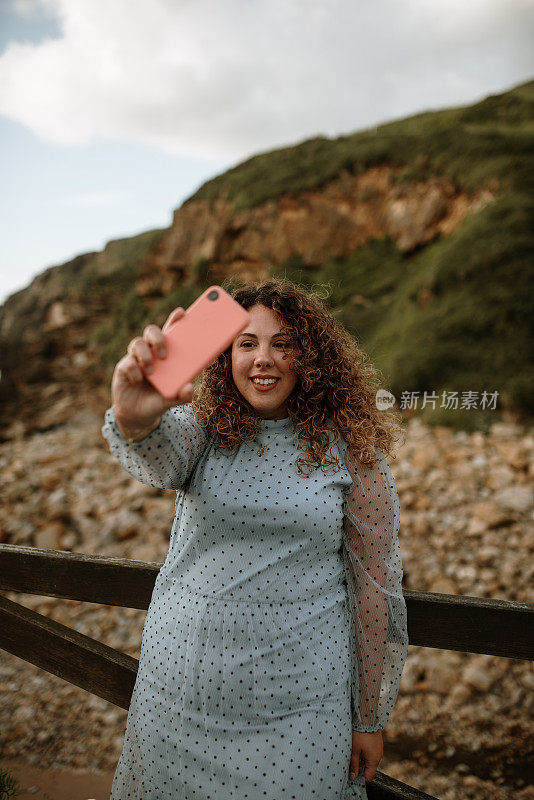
<box><xmin>231</xmin><ymin>304</ymin><xmax>298</xmax><ymax>420</ymax></box>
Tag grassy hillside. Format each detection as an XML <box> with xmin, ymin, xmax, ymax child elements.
<box><xmin>278</xmin><ymin>189</ymin><xmax>533</xmax><ymax>429</ymax></box>
<box><xmin>184</xmin><ymin>78</ymin><xmax>533</xmax><ymax>429</ymax></box>
<box><xmin>188</xmin><ymin>80</ymin><xmax>534</xmax><ymax>209</ymax></box>
<box><xmin>3</xmin><ymin>80</ymin><xmax>531</xmax><ymax>431</ymax></box>
<box><xmin>95</xmin><ymin>81</ymin><xmax>534</xmax><ymax>429</ymax></box>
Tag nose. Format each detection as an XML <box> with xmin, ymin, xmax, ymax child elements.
<box><xmin>254</xmin><ymin>346</ymin><xmax>273</xmax><ymax>367</ymax></box>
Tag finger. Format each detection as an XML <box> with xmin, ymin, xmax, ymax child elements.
<box><xmin>123</xmin><ymin>357</ymin><xmax>145</xmax><ymax>385</ymax></box>
<box><xmin>128</xmin><ymin>338</ymin><xmax>155</xmax><ymax>373</ymax></box>
<box><xmin>365</xmin><ymin>767</ymin><xmax>376</xmax><ymax>782</ymax></box>
<box><xmin>164</xmin><ymin>382</ymin><xmax>194</xmax><ymax>409</ymax></box>
<box><xmin>179</xmin><ymin>382</ymin><xmax>194</xmax><ymax>403</ymax></box>
<box><xmin>162</xmin><ymin>307</ymin><xmax>185</xmax><ymax>333</ymax></box>
<box><xmin>126</xmin><ymin>336</ymin><xmax>144</xmax><ymax>356</ymax></box>
<box><xmin>364</xmin><ymin>755</ymin><xmax>379</xmax><ymax>783</ymax></box>
<box><xmin>143</xmin><ymin>324</ymin><xmax>167</xmax><ymax>357</ymax></box>
<box><xmin>115</xmin><ymin>354</ymin><xmax>142</xmax><ymax>383</ymax></box>
<box><xmin>349</xmin><ymin>754</ymin><xmax>359</xmax><ymax>781</ymax></box>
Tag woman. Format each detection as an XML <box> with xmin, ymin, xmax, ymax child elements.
<box><xmin>102</xmin><ymin>278</ymin><xmax>409</xmax><ymax>800</ymax></box>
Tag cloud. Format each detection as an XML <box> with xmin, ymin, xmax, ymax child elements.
<box><xmin>0</xmin><ymin>0</ymin><xmax>532</xmax><ymax>160</ymax></box>
<box><xmin>12</xmin><ymin>0</ymin><xmax>55</xmax><ymax>16</ymax></box>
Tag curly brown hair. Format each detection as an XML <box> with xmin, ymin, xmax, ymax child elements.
<box><xmin>190</xmin><ymin>277</ymin><xmax>405</xmax><ymax>475</ymax></box>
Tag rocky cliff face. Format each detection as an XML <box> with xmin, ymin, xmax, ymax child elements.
<box><xmin>0</xmin><ymin>250</ymin><xmax>124</xmax><ymax>438</ymax></box>
<box><xmin>136</xmin><ymin>166</ymin><xmax>495</xmax><ymax>296</ymax></box>
<box><xmin>0</xmin><ymin>163</ymin><xmax>496</xmax><ymax>438</ymax></box>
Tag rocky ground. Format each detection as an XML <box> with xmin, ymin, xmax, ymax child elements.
<box><xmin>0</xmin><ymin>409</ymin><xmax>533</xmax><ymax>800</ymax></box>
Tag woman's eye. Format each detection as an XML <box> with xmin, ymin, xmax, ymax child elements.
<box><xmin>240</xmin><ymin>341</ymin><xmax>289</xmax><ymax>348</ymax></box>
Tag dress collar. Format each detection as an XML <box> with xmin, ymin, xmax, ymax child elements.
<box><xmin>257</xmin><ymin>415</ymin><xmax>291</xmax><ymax>432</ymax></box>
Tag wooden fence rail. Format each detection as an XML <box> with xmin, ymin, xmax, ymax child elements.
<box><xmin>1</xmin><ymin>544</ymin><xmax>532</xmax><ymax>659</ymax></box>
<box><xmin>1</xmin><ymin>543</ymin><xmax>532</xmax><ymax>800</ymax></box>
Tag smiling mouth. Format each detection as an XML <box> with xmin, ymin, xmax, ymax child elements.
<box><xmin>249</xmin><ymin>377</ymin><xmax>280</xmax><ymax>390</ymax></box>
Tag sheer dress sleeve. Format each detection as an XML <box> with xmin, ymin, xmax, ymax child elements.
<box><xmin>341</xmin><ymin>445</ymin><xmax>409</xmax><ymax>733</ymax></box>
<box><xmin>101</xmin><ymin>404</ymin><xmax>210</xmax><ymax>491</ymax></box>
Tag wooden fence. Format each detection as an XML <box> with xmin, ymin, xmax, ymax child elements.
<box><xmin>1</xmin><ymin>542</ymin><xmax>532</xmax><ymax>800</ymax></box>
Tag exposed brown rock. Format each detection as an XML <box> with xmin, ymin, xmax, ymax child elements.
<box><xmin>136</xmin><ymin>167</ymin><xmax>495</xmax><ymax>298</ymax></box>
<box><xmin>0</xmin><ymin>162</ymin><xmax>499</xmax><ymax>441</ymax></box>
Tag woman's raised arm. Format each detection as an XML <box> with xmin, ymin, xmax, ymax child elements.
<box><xmin>101</xmin><ymin>307</ymin><xmax>209</xmax><ymax>490</ymax></box>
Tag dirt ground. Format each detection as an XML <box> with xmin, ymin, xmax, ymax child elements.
<box><xmin>1</xmin><ymin>761</ymin><xmax>114</xmax><ymax>800</ymax></box>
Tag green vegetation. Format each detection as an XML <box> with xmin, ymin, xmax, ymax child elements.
<box><xmin>275</xmin><ymin>186</ymin><xmax>534</xmax><ymax>429</ymax></box>
<box><xmin>91</xmin><ymin>288</ymin><xmax>147</xmax><ymax>365</ymax></box>
<box><xmin>0</xmin><ymin>763</ymin><xmax>19</xmax><ymax>799</ymax></box>
<box><xmin>64</xmin><ymin>229</ymin><xmax>169</xmax><ymax>365</ymax></box>
<box><xmin>90</xmin><ymin>264</ymin><xmax>215</xmax><ymax>368</ymax></box>
<box><xmin>22</xmin><ymin>79</ymin><xmax>531</xmax><ymax>428</ymax></box>
<box><xmin>63</xmin><ymin>228</ymin><xmax>167</xmax><ymax>297</ymax></box>
<box><xmin>188</xmin><ymin>80</ymin><xmax>534</xmax><ymax>209</ymax></box>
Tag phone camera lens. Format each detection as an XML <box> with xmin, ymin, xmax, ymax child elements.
<box><xmin>208</xmin><ymin>291</ymin><xmax>219</xmax><ymax>301</ymax></box>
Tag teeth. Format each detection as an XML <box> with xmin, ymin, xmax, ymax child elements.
<box><xmin>252</xmin><ymin>378</ymin><xmax>278</xmax><ymax>385</ymax></box>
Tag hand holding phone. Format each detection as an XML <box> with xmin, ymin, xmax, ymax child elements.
<box><xmin>111</xmin><ymin>286</ymin><xmax>250</xmax><ymax>434</ymax></box>
<box><xmin>111</xmin><ymin>307</ymin><xmax>193</xmax><ymax>439</ymax></box>
<box><xmin>143</xmin><ymin>286</ymin><xmax>251</xmax><ymax>400</ymax></box>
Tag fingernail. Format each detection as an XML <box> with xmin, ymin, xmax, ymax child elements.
<box><xmin>350</xmin><ymin>773</ymin><xmax>356</xmax><ymax>780</ymax></box>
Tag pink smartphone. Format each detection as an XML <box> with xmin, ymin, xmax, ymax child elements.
<box><xmin>144</xmin><ymin>286</ymin><xmax>251</xmax><ymax>399</ymax></box>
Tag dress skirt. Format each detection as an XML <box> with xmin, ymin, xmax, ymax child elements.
<box><xmin>110</xmin><ymin>577</ymin><xmax>368</xmax><ymax>799</ymax></box>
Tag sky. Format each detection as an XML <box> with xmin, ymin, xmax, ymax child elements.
<box><xmin>0</xmin><ymin>0</ymin><xmax>533</xmax><ymax>306</ymax></box>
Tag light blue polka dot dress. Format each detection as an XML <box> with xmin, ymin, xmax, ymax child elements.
<box><xmin>101</xmin><ymin>403</ymin><xmax>408</xmax><ymax>799</ymax></box>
